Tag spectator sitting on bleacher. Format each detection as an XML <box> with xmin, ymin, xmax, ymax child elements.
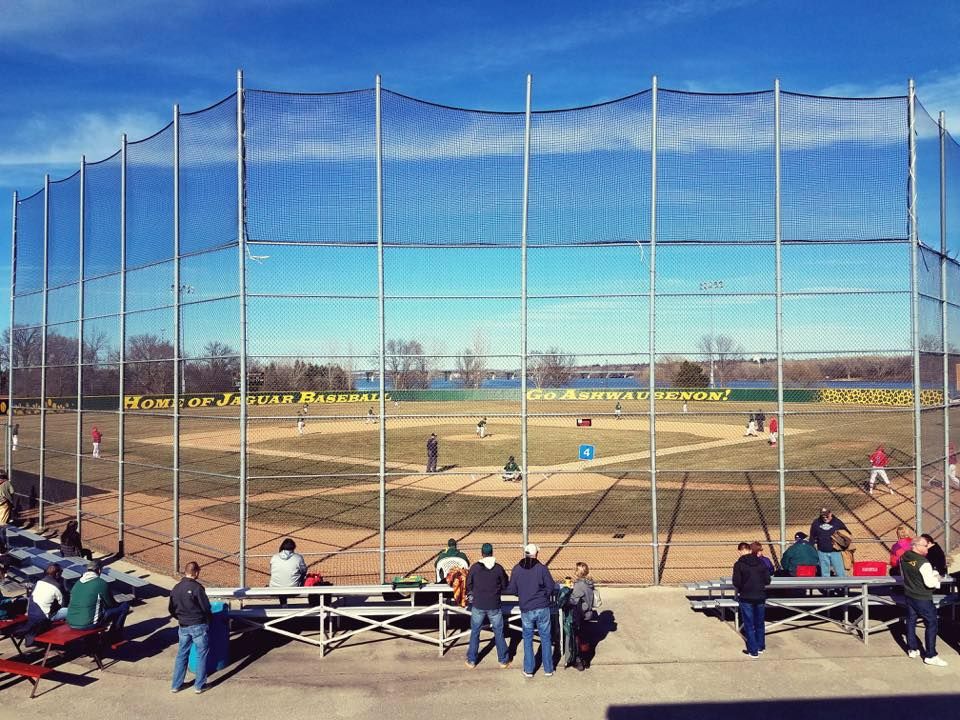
<box><xmin>779</xmin><ymin>532</ymin><xmax>820</xmax><ymax>576</ymax></box>
<box><xmin>23</xmin><ymin>565</ymin><xmax>69</xmax><ymax>645</ymax></box>
<box><xmin>269</xmin><ymin>538</ymin><xmax>307</xmax><ymax>607</ymax></box>
<box><xmin>436</xmin><ymin>538</ymin><xmax>469</xmax><ymax>569</ymax></box>
<box><xmin>60</xmin><ymin>520</ymin><xmax>94</xmax><ymax>561</ymax></box>
<box><xmin>889</xmin><ymin>525</ymin><xmax>912</xmax><ymax>576</ymax></box>
<box><xmin>66</xmin><ymin>560</ymin><xmax>130</xmax><ymax>637</ymax></box>
<box><xmin>756</xmin><ymin>546</ymin><xmax>775</xmax><ymax>575</ymax></box>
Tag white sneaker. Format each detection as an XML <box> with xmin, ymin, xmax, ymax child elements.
<box><xmin>907</xmin><ymin>649</ymin><xmax>921</xmax><ymax>658</ymax></box>
<box><xmin>924</xmin><ymin>655</ymin><xmax>948</xmax><ymax>667</ymax></box>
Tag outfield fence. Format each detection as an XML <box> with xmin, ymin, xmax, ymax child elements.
<box><xmin>7</xmin><ymin>74</ymin><xmax>960</xmax><ymax>585</ymax></box>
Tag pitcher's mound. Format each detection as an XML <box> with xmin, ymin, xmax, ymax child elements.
<box><xmin>445</xmin><ymin>433</ymin><xmax>518</xmax><ymax>442</ymax></box>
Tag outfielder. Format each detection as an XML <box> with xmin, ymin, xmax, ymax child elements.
<box><xmin>614</xmin><ymin>401</ymin><xmax>622</xmax><ymax>420</ymax></box>
<box><xmin>297</xmin><ymin>414</ymin><xmax>306</xmax><ymax>436</ymax></box>
<box><xmin>868</xmin><ymin>445</ymin><xmax>893</xmax><ymax>495</ymax></box>
<box><xmin>768</xmin><ymin>416</ymin><xmax>778</xmax><ymax>446</ymax></box>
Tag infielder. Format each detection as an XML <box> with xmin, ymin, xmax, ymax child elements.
<box><xmin>768</xmin><ymin>416</ymin><xmax>778</xmax><ymax>446</ymax></box>
<box><xmin>297</xmin><ymin>415</ymin><xmax>306</xmax><ymax>436</ymax></box>
<box><xmin>868</xmin><ymin>445</ymin><xmax>893</xmax><ymax>495</ymax></box>
<box><xmin>476</xmin><ymin>417</ymin><xmax>487</xmax><ymax>439</ymax></box>
<box><xmin>614</xmin><ymin>401</ymin><xmax>622</xmax><ymax>420</ymax></box>
<box><xmin>91</xmin><ymin>426</ymin><xmax>102</xmax><ymax>458</ymax></box>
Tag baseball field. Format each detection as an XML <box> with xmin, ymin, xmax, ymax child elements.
<box><xmin>9</xmin><ymin>394</ymin><xmax>960</xmax><ymax>586</ymax></box>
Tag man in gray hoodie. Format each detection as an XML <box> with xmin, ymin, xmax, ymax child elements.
<box><xmin>269</xmin><ymin>538</ymin><xmax>307</xmax><ymax>607</ymax></box>
<box><xmin>465</xmin><ymin>542</ymin><xmax>510</xmax><ymax>669</ymax></box>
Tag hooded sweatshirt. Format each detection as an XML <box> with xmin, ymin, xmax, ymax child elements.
<box><xmin>466</xmin><ymin>556</ymin><xmax>509</xmax><ymax>610</ymax></box>
<box><xmin>732</xmin><ymin>554</ymin><xmax>771</xmax><ymax>602</ymax></box>
<box><xmin>780</xmin><ymin>540</ymin><xmax>819</xmax><ymax>576</ymax></box>
<box><xmin>570</xmin><ymin>577</ymin><xmax>596</xmax><ymax>620</ymax></box>
<box><xmin>269</xmin><ymin>549</ymin><xmax>307</xmax><ymax>588</ymax></box>
<box><xmin>66</xmin><ymin>571</ymin><xmax>115</xmax><ymax>629</ymax></box>
<box><xmin>506</xmin><ymin>557</ymin><xmax>554</xmax><ymax>612</ymax></box>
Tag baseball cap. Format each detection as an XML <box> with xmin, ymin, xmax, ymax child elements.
<box><xmin>523</xmin><ymin>543</ymin><xmax>539</xmax><ymax>556</ymax></box>
<box><xmin>447</xmin><ymin>538</ymin><xmax>457</xmax><ymax>547</ymax></box>
<box><xmin>481</xmin><ymin>542</ymin><xmax>493</xmax><ymax>556</ymax></box>
<box><xmin>794</xmin><ymin>531</ymin><xmax>808</xmax><ymax>541</ymax></box>
<box><xmin>819</xmin><ymin>507</ymin><xmax>830</xmax><ymax>515</ymax></box>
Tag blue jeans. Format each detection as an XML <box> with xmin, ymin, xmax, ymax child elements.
<box><xmin>818</xmin><ymin>550</ymin><xmax>845</xmax><ymax>578</ymax></box>
<box><xmin>739</xmin><ymin>600</ymin><xmax>766</xmax><ymax>656</ymax></box>
<box><xmin>466</xmin><ymin>607</ymin><xmax>509</xmax><ymax>665</ymax></box>
<box><xmin>171</xmin><ymin>623</ymin><xmax>209</xmax><ymax>691</ymax></box>
<box><xmin>520</xmin><ymin>607</ymin><xmax>554</xmax><ymax>675</ymax></box>
<box><xmin>69</xmin><ymin>601</ymin><xmax>130</xmax><ymax>633</ymax></box>
<box><xmin>905</xmin><ymin>596</ymin><xmax>938</xmax><ymax>658</ymax></box>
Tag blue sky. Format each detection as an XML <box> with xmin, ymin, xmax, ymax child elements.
<box><xmin>2</xmin><ymin>0</ymin><xmax>960</xmax><ymax>366</ymax></box>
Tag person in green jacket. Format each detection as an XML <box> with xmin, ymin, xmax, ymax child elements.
<box><xmin>502</xmin><ymin>456</ymin><xmax>521</xmax><ymax>482</ymax></box>
<box><xmin>435</xmin><ymin>538</ymin><xmax>469</xmax><ymax>569</ymax></box>
<box><xmin>780</xmin><ymin>531</ymin><xmax>820</xmax><ymax>576</ymax></box>
<box><xmin>67</xmin><ymin>561</ymin><xmax>130</xmax><ymax>636</ymax></box>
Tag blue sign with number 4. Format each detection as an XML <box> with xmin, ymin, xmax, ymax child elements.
<box><xmin>579</xmin><ymin>444</ymin><xmax>595</xmax><ymax>460</ymax></box>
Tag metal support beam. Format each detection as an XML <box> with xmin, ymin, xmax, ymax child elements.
<box><xmin>908</xmin><ymin>79</ymin><xmax>923</xmax><ymax>533</ymax></box>
<box><xmin>237</xmin><ymin>70</ymin><xmax>249</xmax><ymax>585</ymax></box>
<box><xmin>375</xmin><ymin>74</ymin><xmax>387</xmax><ymax>583</ymax></box>
<box><xmin>76</xmin><ymin>157</ymin><xmax>85</xmax><ymax>529</ymax></box>
<box><xmin>939</xmin><ymin>110</ymin><xmax>951</xmax><ymax>548</ymax></box>
<box><xmin>8</xmin><ymin>192</ymin><xmax>17</xmax><ymax>482</ymax></box>
<box><xmin>649</xmin><ymin>76</ymin><xmax>660</xmax><ymax>584</ymax></box>
<box><xmin>173</xmin><ymin>104</ymin><xmax>182</xmax><ymax>574</ymax></box>
<box><xmin>774</xmin><ymin>79</ymin><xmax>787</xmax><ymax>552</ymax></box>
<box><xmin>118</xmin><ymin>135</ymin><xmax>127</xmax><ymax>555</ymax></box>
<box><xmin>39</xmin><ymin>174</ymin><xmax>50</xmax><ymax>530</ymax></box>
<box><xmin>520</xmin><ymin>74</ymin><xmax>532</xmax><ymax>547</ymax></box>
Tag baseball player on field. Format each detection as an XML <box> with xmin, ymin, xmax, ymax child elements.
<box><xmin>868</xmin><ymin>445</ymin><xmax>893</xmax><ymax>495</ymax></box>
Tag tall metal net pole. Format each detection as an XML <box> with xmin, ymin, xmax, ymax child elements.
<box><xmin>940</xmin><ymin>110</ymin><xmax>950</xmax><ymax>548</ymax></box>
<box><xmin>76</xmin><ymin>157</ymin><xmax>86</xmax><ymax>528</ymax></box>
<box><xmin>39</xmin><ymin>174</ymin><xmax>50</xmax><ymax>530</ymax></box>
<box><xmin>520</xmin><ymin>74</ymin><xmax>532</xmax><ymax>547</ymax></box>
<box><xmin>236</xmin><ymin>70</ymin><xmax>249</xmax><ymax>586</ymax></box>
<box><xmin>648</xmin><ymin>76</ymin><xmax>659</xmax><ymax>584</ymax></box>
<box><xmin>375</xmin><ymin>74</ymin><xmax>387</xmax><ymax>583</ymax></box>
<box><xmin>8</xmin><ymin>192</ymin><xmax>16</xmax><ymax>481</ymax></box>
<box><xmin>908</xmin><ymin>79</ymin><xmax>923</xmax><ymax>533</ymax></box>
<box><xmin>172</xmin><ymin>105</ymin><xmax>182</xmax><ymax>573</ymax></box>
<box><xmin>118</xmin><ymin>135</ymin><xmax>127</xmax><ymax>555</ymax></box>
<box><xmin>774</xmin><ymin>80</ymin><xmax>787</xmax><ymax>552</ymax></box>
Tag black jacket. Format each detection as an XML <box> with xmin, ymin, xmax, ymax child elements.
<box><xmin>168</xmin><ymin>577</ymin><xmax>212</xmax><ymax>628</ymax></box>
<box><xmin>927</xmin><ymin>542</ymin><xmax>947</xmax><ymax>576</ymax></box>
<box><xmin>809</xmin><ymin>516</ymin><xmax>849</xmax><ymax>553</ymax></box>
<box><xmin>467</xmin><ymin>559</ymin><xmax>509</xmax><ymax>610</ymax></box>
<box><xmin>732</xmin><ymin>554</ymin><xmax>771</xmax><ymax>602</ymax></box>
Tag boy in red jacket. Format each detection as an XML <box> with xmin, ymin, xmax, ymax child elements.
<box><xmin>91</xmin><ymin>426</ymin><xmax>103</xmax><ymax>459</ymax></box>
<box><xmin>868</xmin><ymin>445</ymin><xmax>892</xmax><ymax>495</ymax></box>
<box><xmin>768</xmin><ymin>417</ymin><xmax>778</xmax><ymax>446</ymax></box>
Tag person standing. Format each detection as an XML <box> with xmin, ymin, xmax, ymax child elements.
<box><xmin>768</xmin><ymin>416</ymin><xmax>778</xmax><ymax>446</ymax></box>
<box><xmin>779</xmin><ymin>532</ymin><xmax>820</xmax><ymax>576</ymax></box>
<box><xmin>889</xmin><ymin>525</ymin><xmax>912</xmax><ymax>575</ymax></box>
<box><xmin>732</xmin><ymin>541</ymin><xmax>771</xmax><ymax>658</ymax></box>
<box><xmin>91</xmin><ymin>426</ymin><xmax>102</xmax><ymax>459</ymax></box>
<box><xmin>0</xmin><ymin>471</ymin><xmax>14</xmax><ymax>525</ymax></box>
<box><xmin>614</xmin><ymin>401</ymin><xmax>622</xmax><ymax>420</ymax></box>
<box><xmin>868</xmin><ymin>445</ymin><xmax>893</xmax><ymax>495</ymax></box>
<box><xmin>170</xmin><ymin>561</ymin><xmax>213</xmax><ymax>693</ymax></box>
<box><xmin>567</xmin><ymin>561</ymin><xmax>597</xmax><ymax>671</ymax></box>
<box><xmin>476</xmin><ymin>417</ymin><xmax>487</xmax><ymax>439</ymax></box>
<box><xmin>948</xmin><ymin>442</ymin><xmax>959</xmax><ymax>488</ymax></box>
<box><xmin>506</xmin><ymin>543</ymin><xmax>555</xmax><ymax>678</ymax></box>
<box><xmin>11</xmin><ymin>423</ymin><xmax>18</xmax><ymax>452</ymax></box>
<box><xmin>296</xmin><ymin>414</ymin><xmax>305</xmax><ymax>436</ymax></box>
<box><xmin>465</xmin><ymin>542</ymin><xmax>511</xmax><ymax>669</ymax></box>
<box><xmin>755</xmin><ymin>409</ymin><xmax>765</xmax><ymax>433</ymax></box>
<box><xmin>809</xmin><ymin>507</ymin><xmax>849</xmax><ymax>578</ymax></box>
<box><xmin>367</xmin><ymin>407</ymin><xmax>377</xmax><ymax>424</ymax></box>
<box><xmin>900</xmin><ymin>536</ymin><xmax>947</xmax><ymax>665</ymax></box>
<box><xmin>426</xmin><ymin>433</ymin><xmax>439</xmax><ymax>473</ymax></box>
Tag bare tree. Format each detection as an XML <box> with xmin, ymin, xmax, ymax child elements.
<box><xmin>530</xmin><ymin>347</ymin><xmax>574</xmax><ymax>388</ymax></box>
<box><xmin>125</xmin><ymin>334</ymin><xmax>175</xmax><ymax>394</ymax></box>
<box><xmin>456</xmin><ymin>336</ymin><xmax>488</xmax><ymax>389</ymax></box>
<box><xmin>186</xmin><ymin>341</ymin><xmax>239</xmax><ymax>393</ymax></box>
<box><xmin>385</xmin><ymin>339</ymin><xmax>431</xmax><ymax>389</ymax></box>
<box><xmin>698</xmin><ymin>334</ymin><xmax>744</xmax><ymax>386</ymax></box>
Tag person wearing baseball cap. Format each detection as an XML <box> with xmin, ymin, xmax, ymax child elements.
<box><xmin>809</xmin><ymin>508</ymin><xmax>850</xmax><ymax>578</ymax></box>
<box><xmin>464</xmin><ymin>543</ymin><xmax>511</xmax><ymax>670</ymax></box>
<box><xmin>506</xmin><ymin>542</ymin><xmax>556</xmax><ymax>678</ymax></box>
<box><xmin>779</xmin><ymin>530</ymin><xmax>820</xmax><ymax>576</ymax></box>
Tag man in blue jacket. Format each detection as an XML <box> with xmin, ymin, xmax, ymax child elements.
<box><xmin>506</xmin><ymin>543</ymin><xmax>555</xmax><ymax>678</ymax></box>
<box><xmin>809</xmin><ymin>507</ymin><xmax>849</xmax><ymax>578</ymax></box>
